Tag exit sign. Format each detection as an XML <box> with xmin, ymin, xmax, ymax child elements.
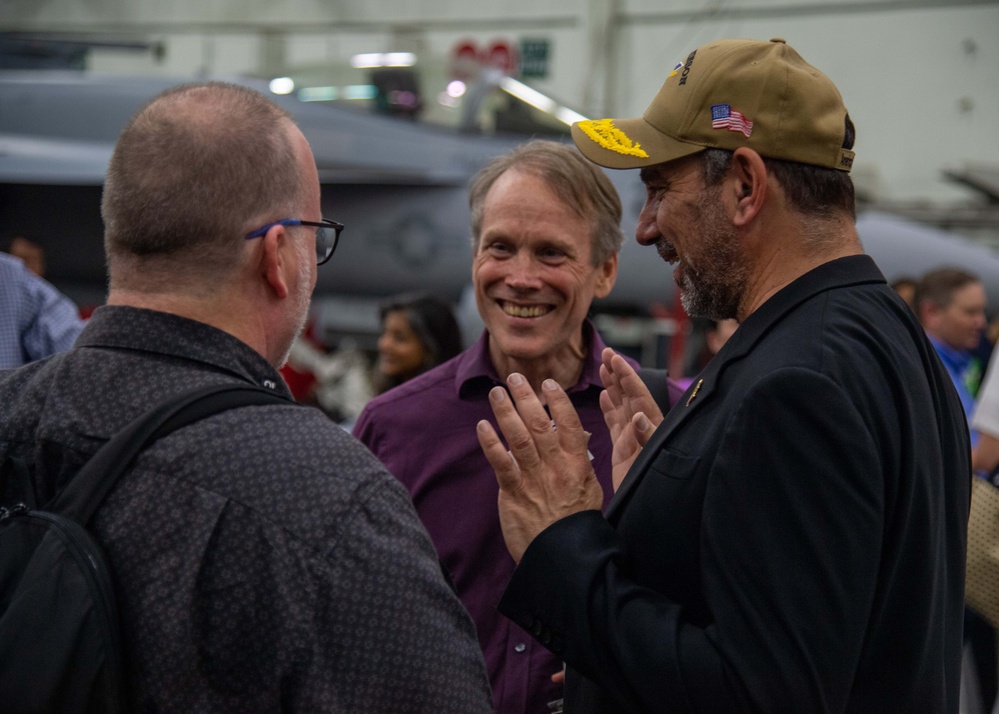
<box><xmin>519</xmin><ymin>39</ymin><xmax>549</xmax><ymax>78</ymax></box>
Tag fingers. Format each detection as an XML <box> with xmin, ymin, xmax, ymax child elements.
<box><xmin>608</xmin><ymin>351</ymin><xmax>640</xmax><ymax>386</ymax></box>
<box><xmin>484</xmin><ymin>374</ymin><xmax>590</xmax><ymax>469</ymax></box>
<box><xmin>632</xmin><ymin>412</ymin><xmax>655</xmax><ymax>448</ymax></box>
<box><xmin>482</xmin><ymin>374</ymin><xmax>606</xmax><ymax>559</ymax></box>
<box><xmin>601</xmin><ymin>348</ymin><xmax>635</xmax><ymax>390</ymax></box>
<box><xmin>599</xmin><ymin>388</ymin><xmax>623</xmax><ymax>440</ymax></box>
<box><xmin>599</xmin><ymin>362</ymin><xmax>624</xmax><ymax>412</ymax></box>
<box><xmin>602</xmin><ymin>350</ymin><xmax>647</xmax><ymax>413</ymax></box>
<box><xmin>601</xmin><ymin>350</ymin><xmax>665</xmax><ymax>428</ymax></box>
<box><xmin>486</xmin><ymin>374</ymin><xmax>563</xmax><ymax>477</ymax></box>
<box><xmin>613</xmin><ymin>353</ymin><xmax>665</xmax><ymax>424</ymax></box>
<box><xmin>477</xmin><ymin>418</ymin><xmax>521</xmax><ymax>493</ymax></box>
<box><xmin>610</xmin><ymin>411</ymin><xmax>656</xmax><ymax>492</ymax></box>
<box><xmin>506</xmin><ymin>374</ymin><xmax>560</xmax><ymax>462</ymax></box>
<box><xmin>541</xmin><ymin>379</ymin><xmax>589</xmax><ymax>455</ymax></box>
<box><xmin>600</xmin><ymin>346</ymin><xmax>617</xmax><ymax>373</ymax></box>
<box><xmin>600</xmin><ymin>349</ymin><xmax>625</xmax><ymax>402</ymax></box>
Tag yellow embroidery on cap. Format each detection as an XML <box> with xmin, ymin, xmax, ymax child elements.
<box><xmin>578</xmin><ymin>119</ymin><xmax>649</xmax><ymax>159</ymax></box>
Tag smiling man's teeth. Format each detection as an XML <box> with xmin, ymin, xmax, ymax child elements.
<box><xmin>502</xmin><ymin>303</ymin><xmax>551</xmax><ymax>318</ymax></box>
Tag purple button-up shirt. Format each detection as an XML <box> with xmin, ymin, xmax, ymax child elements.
<box><xmin>355</xmin><ymin>321</ymin><xmax>634</xmax><ymax>714</ymax></box>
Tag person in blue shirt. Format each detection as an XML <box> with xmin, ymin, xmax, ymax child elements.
<box><xmin>915</xmin><ymin>266</ymin><xmax>988</xmax><ymax>445</ymax></box>
<box><xmin>915</xmin><ymin>265</ymin><xmax>996</xmax><ymax>710</ymax></box>
<box><xmin>0</xmin><ymin>250</ymin><xmax>85</xmax><ymax>369</ymax></box>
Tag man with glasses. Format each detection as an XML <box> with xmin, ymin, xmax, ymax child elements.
<box><xmin>0</xmin><ymin>82</ymin><xmax>491</xmax><ymax>711</ymax></box>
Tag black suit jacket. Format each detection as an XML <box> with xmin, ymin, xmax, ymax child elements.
<box><xmin>500</xmin><ymin>255</ymin><xmax>970</xmax><ymax>713</ymax></box>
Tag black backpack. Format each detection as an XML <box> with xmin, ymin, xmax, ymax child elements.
<box><xmin>0</xmin><ymin>383</ymin><xmax>291</xmax><ymax>713</ymax></box>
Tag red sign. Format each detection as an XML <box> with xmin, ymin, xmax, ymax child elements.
<box><xmin>449</xmin><ymin>39</ymin><xmax>520</xmax><ymax>79</ymax></box>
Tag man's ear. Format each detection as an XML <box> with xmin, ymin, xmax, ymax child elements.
<box><xmin>728</xmin><ymin>147</ymin><xmax>768</xmax><ymax>228</ymax></box>
<box><xmin>594</xmin><ymin>251</ymin><xmax>618</xmax><ymax>299</ymax></box>
<box><xmin>261</xmin><ymin>224</ymin><xmax>291</xmax><ymax>299</ymax></box>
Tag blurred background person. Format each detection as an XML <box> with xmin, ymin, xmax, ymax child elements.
<box><xmin>705</xmin><ymin>318</ymin><xmax>739</xmax><ymax>359</ymax></box>
<box><xmin>8</xmin><ymin>235</ymin><xmax>47</xmax><ymax>277</ymax></box>
<box><xmin>915</xmin><ymin>267</ymin><xmax>995</xmax><ymax>712</ymax></box>
<box><xmin>679</xmin><ymin>317</ymin><xmax>740</xmax><ymax>388</ymax></box>
<box><xmin>0</xmin><ymin>244</ymin><xmax>85</xmax><ymax>369</ymax></box>
<box><xmin>282</xmin><ymin>330</ymin><xmax>375</xmax><ymax>427</ymax></box>
<box><xmin>915</xmin><ymin>267</ymin><xmax>988</xmax><ymax>444</ymax></box>
<box><xmin>973</xmin><ymin>347</ymin><xmax>999</xmax><ymax>478</ymax></box>
<box><xmin>290</xmin><ymin>292</ymin><xmax>462</xmax><ymax>431</ymax></box>
<box><xmin>890</xmin><ymin>275</ymin><xmax>918</xmax><ymax>310</ymax></box>
<box><xmin>372</xmin><ymin>291</ymin><xmax>463</xmax><ymax>395</ymax></box>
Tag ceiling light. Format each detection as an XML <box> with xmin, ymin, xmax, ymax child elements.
<box><xmin>298</xmin><ymin>86</ymin><xmax>338</xmax><ymax>102</ymax></box>
<box><xmin>498</xmin><ymin>76</ymin><xmax>556</xmax><ymax>114</ymax></box>
<box><xmin>555</xmin><ymin>107</ymin><xmax>588</xmax><ymax>125</ymax></box>
<box><xmin>269</xmin><ymin>77</ymin><xmax>295</xmax><ymax>95</ymax></box>
<box><xmin>350</xmin><ymin>52</ymin><xmax>417</xmax><ymax>69</ymax></box>
<box><xmin>342</xmin><ymin>85</ymin><xmax>378</xmax><ymax>100</ymax></box>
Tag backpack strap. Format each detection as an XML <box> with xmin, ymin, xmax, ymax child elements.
<box><xmin>48</xmin><ymin>384</ymin><xmax>293</xmax><ymax>525</ymax></box>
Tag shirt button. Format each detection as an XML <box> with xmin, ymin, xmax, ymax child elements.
<box><xmin>514</xmin><ymin>643</ymin><xmax>527</xmax><ymax>653</ymax></box>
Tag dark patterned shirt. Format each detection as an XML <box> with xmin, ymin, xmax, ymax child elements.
<box><xmin>0</xmin><ymin>305</ymin><xmax>492</xmax><ymax>712</ymax></box>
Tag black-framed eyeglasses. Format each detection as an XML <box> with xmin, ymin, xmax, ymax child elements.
<box><xmin>245</xmin><ymin>218</ymin><xmax>344</xmax><ymax>266</ymax></box>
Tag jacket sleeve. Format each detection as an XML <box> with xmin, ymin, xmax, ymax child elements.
<box><xmin>500</xmin><ymin>368</ymin><xmax>884</xmax><ymax>713</ymax></box>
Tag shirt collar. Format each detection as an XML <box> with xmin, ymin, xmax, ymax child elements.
<box><xmin>455</xmin><ymin>318</ymin><xmax>607</xmax><ymax>399</ymax></box>
<box><xmin>720</xmin><ymin>255</ymin><xmax>887</xmax><ymax>362</ymax></box>
<box><xmin>75</xmin><ymin>305</ymin><xmax>293</xmax><ymax>396</ymax></box>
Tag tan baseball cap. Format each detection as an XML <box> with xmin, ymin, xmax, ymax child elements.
<box><xmin>571</xmin><ymin>38</ymin><xmax>855</xmax><ymax>172</ymax></box>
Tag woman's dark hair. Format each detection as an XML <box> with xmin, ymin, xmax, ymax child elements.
<box><xmin>374</xmin><ymin>292</ymin><xmax>463</xmax><ymax>394</ymax></box>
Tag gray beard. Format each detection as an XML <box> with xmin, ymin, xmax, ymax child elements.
<box><xmin>666</xmin><ymin>225</ymin><xmax>748</xmax><ymax>321</ymax></box>
<box><xmin>676</xmin><ymin>263</ymin><xmax>744</xmax><ymax>321</ymax></box>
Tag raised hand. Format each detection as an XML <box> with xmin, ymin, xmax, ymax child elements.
<box><xmin>599</xmin><ymin>348</ymin><xmax>663</xmax><ymax>490</ymax></box>
<box><xmin>477</xmin><ymin>373</ymin><xmax>604</xmax><ymax>563</ymax></box>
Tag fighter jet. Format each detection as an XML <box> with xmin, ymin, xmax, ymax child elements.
<box><xmin>2</xmin><ymin>69</ymin><xmax>999</xmax><ymax>361</ymax></box>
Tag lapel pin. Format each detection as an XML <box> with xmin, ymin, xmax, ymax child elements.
<box><xmin>686</xmin><ymin>379</ymin><xmax>703</xmax><ymax>407</ymax></box>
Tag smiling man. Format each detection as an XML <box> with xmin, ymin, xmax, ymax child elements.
<box><xmin>478</xmin><ymin>39</ymin><xmax>971</xmax><ymax>713</ymax></box>
<box><xmin>354</xmin><ymin>140</ymin><xmax>679</xmax><ymax>713</ymax></box>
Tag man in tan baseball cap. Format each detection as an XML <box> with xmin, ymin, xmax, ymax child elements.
<box><xmin>479</xmin><ymin>38</ymin><xmax>969</xmax><ymax>712</ymax></box>
<box><xmin>571</xmin><ymin>38</ymin><xmax>855</xmax><ymax>173</ymax></box>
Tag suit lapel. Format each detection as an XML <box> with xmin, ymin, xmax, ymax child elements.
<box><xmin>603</xmin><ymin>255</ymin><xmax>888</xmax><ymax>522</ymax></box>
<box><xmin>604</xmin><ymin>360</ymin><xmax>723</xmax><ymax>520</ymax></box>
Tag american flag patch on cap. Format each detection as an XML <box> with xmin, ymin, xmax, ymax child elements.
<box><xmin>711</xmin><ymin>104</ymin><xmax>754</xmax><ymax>138</ymax></box>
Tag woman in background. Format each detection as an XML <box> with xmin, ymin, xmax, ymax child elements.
<box><xmin>374</xmin><ymin>292</ymin><xmax>463</xmax><ymax>395</ymax></box>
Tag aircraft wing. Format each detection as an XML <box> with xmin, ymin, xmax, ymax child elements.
<box><xmin>857</xmin><ymin>210</ymin><xmax>999</xmax><ymax>305</ymax></box>
<box><xmin>0</xmin><ymin>133</ymin><xmax>113</xmax><ymax>184</ymax></box>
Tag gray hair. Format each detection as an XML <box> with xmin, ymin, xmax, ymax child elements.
<box><xmin>468</xmin><ymin>139</ymin><xmax>624</xmax><ymax>266</ymax></box>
